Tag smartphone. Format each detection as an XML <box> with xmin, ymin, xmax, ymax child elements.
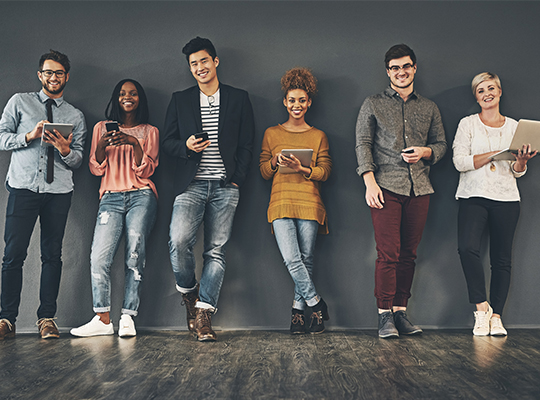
<box><xmin>105</xmin><ymin>121</ymin><xmax>119</xmax><ymax>132</ymax></box>
<box><xmin>194</xmin><ymin>132</ymin><xmax>209</xmax><ymax>142</ymax></box>
<box><xmin>401</xmin><ymin>148</ymin><xmax>414</xmax><ymax>154</ymax></box>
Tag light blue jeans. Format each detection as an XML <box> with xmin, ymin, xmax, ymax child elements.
<box><xmin>272</xmin><ymin>218</ymin><xmax>320</xmax><ymax>310</ymax></box>
<box><xmin>169</xmin><ymin>180</ymin><xmax>240</xmax><ymax>309</ymax></box>
<box><xmin>90</xmin><ymin>189</ymin><xmax>157</xmax><ymax>316</ymax></box>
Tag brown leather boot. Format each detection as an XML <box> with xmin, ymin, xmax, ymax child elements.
<box><xmin>37</xmin><ymin>318</ymin><xmax>60</xmax><ymax>339</ymax></box>
<box><xmin>194</xmin><ymin>308</ymin><xmax>217</xmax><ymax>342</ymax></box>
<box><xmin>181</xmin><ymin>284</ymin><xmax>199</xmax><ymax>333</ymax></box>
<box><xmin>0</xmin><ymin>319</ymin><xmax>15</xmax><ymax>340</ymax></box>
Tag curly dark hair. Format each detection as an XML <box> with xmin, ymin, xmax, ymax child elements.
<box><xmin>280</xmin><ymin>67</ymin><xmax>318</xmax><ymax>99</ymax></box>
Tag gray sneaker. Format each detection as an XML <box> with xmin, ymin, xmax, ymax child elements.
<box><xmin>393</xmin><ymin>310</ymin><xmax>423</xmax><ymax>335</ymax></box>
<box><xmin>378</xmin><ymin>311</ymin><xmax>399</xmax><ymax>338</ymax></box>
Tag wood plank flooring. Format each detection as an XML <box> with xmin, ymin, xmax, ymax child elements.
<box><xmin>1</xmin><ymin>329</ymin><xmax>539</xmax><ymax>400</ymax></box>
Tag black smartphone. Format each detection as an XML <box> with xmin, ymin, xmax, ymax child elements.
<box><xmin>105</xmin><ymin>121</ymin><xmax>119</xmax><ymax>132</ymax></box>
<box><xmin>401</xmin><ymin>148</ymin><xmax>414</xmax><ymax>154</ymax></box>
<box><xmin>194</xmin><ymin>132</ymin><xmax>209</xmax><ymax>142</ymax></box>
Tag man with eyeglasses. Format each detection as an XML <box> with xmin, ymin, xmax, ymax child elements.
<box><xmin>0</xmin><ymin>49</ymin><xmax>86</xmax><ymax>340</ymax></box>
<box><xmin>355</xmin><ymin>44</ymin><xmax>446</xmax><ymax>338</ymax></box>
<box><xmin>162</xmin><ymin>37</ymin><xmax>254</xmax><ymax>341</ymax></box>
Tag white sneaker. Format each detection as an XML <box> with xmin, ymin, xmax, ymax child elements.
<box><xmin>70</xmin><ymin>315</ymin><xmax>114</xmax><ymax>337</ymax></box>
<box><xmin>473</xmin><ymin>305</ymin><xmax>493</xmax><ymax>336</ymax></box>
<box><xmin>118</xmin><ymin>314</ymin><xmax>136</xmax><ymax>337</ymax></box>
<box><xmin>490</xmin><ymin>317</ymin><xmax>508</xmax><ymax>336</ymax></box>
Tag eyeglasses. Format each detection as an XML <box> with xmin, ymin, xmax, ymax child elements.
<box><xmin>387</xmin><ymin>63</ymin><xmax>414</xmax><ymax>73</ymax></box>
<box><xmin>40</xmin><ymin>70</ymin><xmax>66</xmax><ymax>78</ymax></box>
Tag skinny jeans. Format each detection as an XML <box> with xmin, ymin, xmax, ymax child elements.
<box><xmin>457</xmin><ymin>197</ymin><xmax>520</xmax><ymax>316</ymax></box>
<box><xmin>272</xmin><ymin>218</ymin><xmax>320</xmax><ymax>310</ymax></box>
<box><xmin>371</xmin><ymin>188</ymin><xmax>430</xmax><ymax>310</ymax></box>
<box><xmin>0</xmin><ymin>185</ymin><xmax>72</xmax><ymax>323</ymax></box>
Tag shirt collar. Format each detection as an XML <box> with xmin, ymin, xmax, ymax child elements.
<box><xmin>385</xmin><ymin>86</ymin><xmax>418</xmax><ymax>101</ymax></box>
<box><xmin>39</xmin><ymin>90</ymin><xmax>64</xmax><ymax>107</ymax></box>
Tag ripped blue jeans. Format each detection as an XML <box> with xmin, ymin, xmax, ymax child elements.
<box><xmin>90</xmin><ymin>189</ymin><xmax>157</xmax><ymax>316</ymax></box>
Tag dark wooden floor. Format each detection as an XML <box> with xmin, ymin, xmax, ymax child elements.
<box><xmin>1</xmin><ymin>329</ymin><xmax>539</xmax><ymax>400</ymax></box>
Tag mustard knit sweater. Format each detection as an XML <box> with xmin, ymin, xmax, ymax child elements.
<box><xmin>259</xmin><ymin>125</ymin><xmax>332</xmax><ymax>234</ymax></box>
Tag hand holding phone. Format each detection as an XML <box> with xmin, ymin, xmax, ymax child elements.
<box><xmin>401</xmin><ymin>148</ymin><xmax>414</xmax><ymax>154</ymax></box>
<box><xmin>105</xmin><ymin>121</ymin><xmax>119</xmax><ymax>132</ymax></box>
<box><xmin>194</xmin><ymin>132</ymin><xmax>209</xmax><ymax>142</ymax></box>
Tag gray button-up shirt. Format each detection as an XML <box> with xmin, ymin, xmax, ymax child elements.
<box><xmin>355</xmin><ymin>87</ymin><xmax>447</xmax><ymax>197</ymax></box>
<box><xmin>0</xmin><ymin>90</ymin><xmax>87</xmax><ymax>194</ymax></box>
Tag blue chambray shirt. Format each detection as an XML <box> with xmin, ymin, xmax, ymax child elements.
<box><xmin>0</xmin><ymin>90</ymin><xmax>87</xmax><ymax>194</ymax></box>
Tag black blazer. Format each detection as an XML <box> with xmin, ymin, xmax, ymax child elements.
<box><xmin>162</xmin><ymin>84</ymin><xmax>255</xmax><ymax>196</ymax></box>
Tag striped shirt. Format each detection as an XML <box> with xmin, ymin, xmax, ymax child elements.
<box><xmin>195</xmin><ymin>89</ymin><xmax>226</xmax><ymax>180</ymax></box>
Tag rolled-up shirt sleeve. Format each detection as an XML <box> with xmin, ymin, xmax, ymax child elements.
<box><xmin>452</xmin><ymin>118</ymin><xmax>476</xmax><ymax>172</ymax></box>
<box><xmin>355</xmin><ymin>99</ymin><xmax>377</xmax><ymax>177</ymax></box>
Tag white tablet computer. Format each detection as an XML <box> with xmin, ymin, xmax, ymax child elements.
<box><xmin>42</xmin><ymin>123</ymin><xmax>73</xmax><ymax>147</ymax></box>
<box><xmin>279</xmin><ymin>149</ymin><xmax>313</xmax><ymax>174</ymax></box>
<box><xmin>490</xmin><ymin>119</ymin><xmax>540</xmax><ymax>161</ymax></box>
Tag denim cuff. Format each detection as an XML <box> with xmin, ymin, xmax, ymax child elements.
<box><xmin>292</xmin><ymin>300</ymin><xmax>306</xmax><ymax>310</ymax></box>
<box><xmin>93</xmin><ymin>306</ymin><xmax>111</xmax><ymax>313</ymax></box>
<box><xmin>175</xmin><ymin>283</ymin><xmax>198</xmax><ymax>294</ymax></box>
<box><xmin>306</xmin><ymin>295</ymin><xmax>320</xmax><ymax>308</ymax></box>
<box><xmin>196</xmin><ymin>301</ymin><xmax>217</xmax><ymax>313</ymax></box>
<box><xmin>121</xmin><ymin>309</ymin><xmax>138</xmax><ymax>317</ymax></box>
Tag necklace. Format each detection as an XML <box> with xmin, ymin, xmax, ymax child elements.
<box><xmin>484</xmin><ymin>125</ymin><xmax>502</xmax><ymax>172</ymax></box>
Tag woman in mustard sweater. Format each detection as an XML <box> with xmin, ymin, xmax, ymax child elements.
<box><xmin>259</xmin><ymin>68</ymin><xmax>332</xmax><ymax>334</ymax></box>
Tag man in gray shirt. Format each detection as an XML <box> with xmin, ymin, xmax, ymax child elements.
<box><xmin>0</xmin><ymin>50</ymin><xmax>86</xmax><ymax>340</ymax></box>
<box><xmin>356</xmin><ymin>44</ymin><xmax>446</xmax><ymax>338</ymax></box>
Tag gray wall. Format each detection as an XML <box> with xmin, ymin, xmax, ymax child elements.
<box><xmin>1</xmin><ymin>1</ymin><xmax>540</xmax><ymax>332</ymax></box>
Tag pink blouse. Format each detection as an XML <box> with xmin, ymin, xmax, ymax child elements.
<box><xmin>89</xmin><ymin>121</ymin><xmax>159</xmax><ymax>199</ymax></box>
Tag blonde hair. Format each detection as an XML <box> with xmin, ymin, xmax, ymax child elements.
<box><xmin>281</xmin><ymin>67</ymin><xmax>318</xmax><ymax>99</ymax></box>
<box><xmin>471</xmin><ymin>72</ymin><xmax>501</xmax><ymax>96</ymax></box>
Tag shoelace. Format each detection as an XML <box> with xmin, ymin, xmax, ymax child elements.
<box><xmin>1</xmin><ymin>319</ymin><xmax>13</xmax><ymax>330</ymax></box>
<box><xmin>181</xmin><ymin>293</ymin><xmax>198</xmax><ymax>316</ymax></box>
<box><xmin>474</xmin><ymin>313</ymin><xmax>490</xmax><ymax>329</ymax></box>
<box><xmin>196</xmin><ymin>309</ymin><xmax>212</xmax><ymax>325</ymax></box>
<box><xmin>311</xmin><ymin>311</ymin><xmax>323</xmax><ymax>324</ymax></box>
<box><xmin>36</xmin><ymin>317</ymin><xmax>58</xmax><ymax>331</ymax></box>
<box><xmin>292</xmin><ymin>314</ymin><xmax>305</xmax><ymax>325</ymax></box>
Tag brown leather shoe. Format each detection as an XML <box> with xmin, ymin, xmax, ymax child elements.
<box><xmin>0</xmin><ymin>318</ymin><xmax>15</xmax><ymax>340</ymax></box>
<box><xmin>194</xmin><ymin>308</ymin><xmax>217</xmax><ymax>342</ymax></box>
<box><xmin>181</xmin><ymin>284</ymin><xmax>199</xmax><ymax>333</ymax></box>
<box><xmin>37</xmin><ymin>318</ymin><xmax>60</xmax><ymax>339</ymax></box>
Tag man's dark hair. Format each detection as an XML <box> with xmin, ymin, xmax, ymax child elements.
<box><xmin>384</xmin><ymin>44</ymin><xmax>416</xmax><ymax>69</ymax></box>
<box><xmin>105</xmin><ymin>79</ymin><xmax>149</xmax><ymax>125</ymax></box>
<box><xmin>182</xmin><ymin>37</ymin><xmax>217</xmax><ymax>63</ymax></box>
<box><xmin>39</xmin><ymin>49</ymin><xmax>71</xmax><ymax>73</ymax></box>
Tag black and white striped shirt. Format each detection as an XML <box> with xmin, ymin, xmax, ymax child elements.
<box><xmin>195</xmin><ymin>89</ymin><xmax>226</xmax><ymax>180</ymax></box>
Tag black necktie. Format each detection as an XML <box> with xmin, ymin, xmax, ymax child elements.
<box><xmin>46</xmin><ymin>99</ymin><xmax>55</xmax><ymax>183</ymax></box>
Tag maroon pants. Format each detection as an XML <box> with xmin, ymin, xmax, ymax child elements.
<box><xmin>370</xmin><ymin>188</ymin><xmax>430</xmax><ymax>309</ymax></box>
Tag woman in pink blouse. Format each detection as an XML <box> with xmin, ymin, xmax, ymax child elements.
<box><xmin>71</xmin><ymin>79</ymin><xmax>159</xmax><ymax>338</ymax></box>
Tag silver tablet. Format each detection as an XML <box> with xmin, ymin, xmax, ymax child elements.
<box><xmin>490</xmin><ymin>119</ymin><xmax>540</xmax><ymax>161</ymax></box>
<box><xmin>42</xmin><ymin>123</ymin><xmax>74</xmax><ymax>147</ymax></box>
<box><xmin>279</xmin><ymin>149</ymin><xmax>313</xmax><ymax>174</ymax></box>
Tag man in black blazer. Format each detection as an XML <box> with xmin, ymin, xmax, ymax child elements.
<box><xmin>162</xmin><ymin>37</ymin><xmax>254</xmax><ymax>341</ymax></box>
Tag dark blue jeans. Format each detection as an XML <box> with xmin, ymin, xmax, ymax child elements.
<box><xmin>0</xmin><ymin>186</ymin><xmax>72</xmax><ymax>323</ymax></box>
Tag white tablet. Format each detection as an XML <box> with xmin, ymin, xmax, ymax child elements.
<box><xmin>279</xmin><ymin>149</ymin><xmax>313</xmax><ymax>174</ymax></box>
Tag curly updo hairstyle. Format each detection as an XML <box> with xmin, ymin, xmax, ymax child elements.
<box><xmin>281</xmin><ymin>67</ymin><xmax>318</xmax><ymax>99</ymax></box>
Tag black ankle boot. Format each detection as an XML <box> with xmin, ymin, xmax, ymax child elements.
<box><xmin>290</xmin><ymin>308</ymin><xmax>306</xmax><ymax>334</ymax></box>
<box><xmin>309</xmin><ymin>298</ymin><xmax>329</xmax><ymax>334</ymax></box>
